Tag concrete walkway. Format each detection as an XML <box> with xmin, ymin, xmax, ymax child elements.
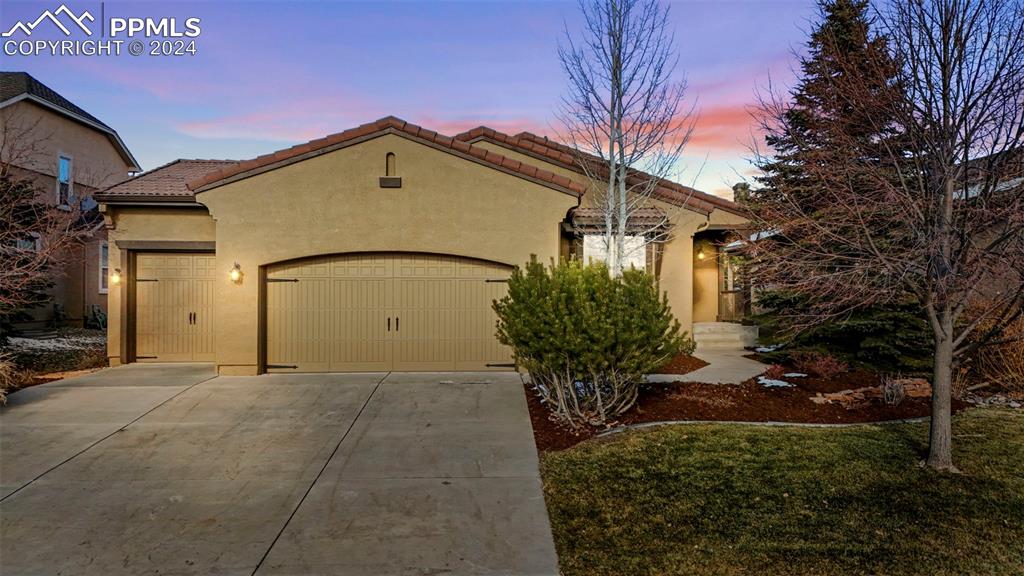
<box><xmin>648</xmin><ymin>349</ymin><xmax>766</xmax><ymax>384</ymax></box>
<box><xmin>0</xmin><ymin>367</ymin><xmax>558</xmax><ymax>576</ymax></box>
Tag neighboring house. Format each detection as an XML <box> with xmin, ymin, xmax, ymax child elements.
<box><xmin>1</xmin><ymin>71</ymin><xmax>140</xmax><ymax>328</ymax></box>
<box><xmin>94</xmin><ymin>116</ymin><xmax>748</xmax><ymax>375</ymax></box>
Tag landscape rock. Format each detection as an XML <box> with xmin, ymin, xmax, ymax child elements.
<box><xmin>810</xmin><ymin>379</ymin><xmax>932</xmax><ymax>410</ymax></box>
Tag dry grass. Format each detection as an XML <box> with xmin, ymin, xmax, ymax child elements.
<box><xmin>0</xmin><ymin>352</ymin><xmax>34</xmax><ymax>405</ymax></box>
<box><xmin>542</xmin><ymin>409</ymin><xmax>1024</xmax><ymax>576</ymax></box>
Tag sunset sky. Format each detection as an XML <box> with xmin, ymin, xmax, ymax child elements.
<box><xmin>3</xmin><ymin>0</ymin><xmax>817</xmax><ymax>199</ymax></box>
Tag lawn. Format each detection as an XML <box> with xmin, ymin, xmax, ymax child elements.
<box><xmin>541</xmin><ymin>409</ymin><xmax>1024</xmax><ymax>576</ymax></box>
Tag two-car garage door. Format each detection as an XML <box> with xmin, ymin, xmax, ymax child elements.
<box><xmin>265</xmin><ymin>253</ymin><xmax>514</xmax><ymax>372</ymax></box>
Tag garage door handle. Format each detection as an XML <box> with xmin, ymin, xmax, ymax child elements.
<box><xmin>396</xmin><ymin>317</ymin><xmax>399</xmax><ymax>332</ymax></box>
<box><xmin>387</xmin><ymin>317</ymin><xmax>391</xmax><ymax>332</ymax></box>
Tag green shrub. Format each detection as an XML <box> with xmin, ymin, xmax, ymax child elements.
<box><xmin>494</xmin><ymin>258</ymin><xmax>687</xmax><ymax>429</ymax></box>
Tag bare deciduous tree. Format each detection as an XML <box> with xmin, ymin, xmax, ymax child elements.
<box><xmin>558</xmin><ymin>0</ymin><xmax>694</xmax><ymax>273</ymax></box>
<box><xmin>748</xmin><ymin>0</ymin><xmax>1024</xmax><ymax>470</ymax></box>
<box><xmin>0</xmin><ymin>107</ymin><xmax>94</xmax><ymax>334</ymax></box>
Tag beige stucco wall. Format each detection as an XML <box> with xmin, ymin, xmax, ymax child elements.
<box><xmin>1</xmin><ymin>101</ymin><xmax>131</xmax><ymax>192</ymax></box>
<box><xmin>61</xmin><ymin>233</ymin><xmax>109</xmax><ymax>325</ymax></box>
<box><xmin>196</xmin><ymin>133</ymin><xmax>578</xmax><ymax>375</ymax></box>
<box><xmin>472</xmin><ymin>138</ymin><xmax>749</xmax><ymax>333</ymax></box>
<box><xmin>104</xmin><ymin>207</ymin><xmax>217</xmax><ymax>365</ymax></box>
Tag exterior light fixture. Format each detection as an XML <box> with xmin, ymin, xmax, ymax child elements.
<box><xmin>697</xmin><ymin>248</ymin><xmax>706</xmax><ymax>260</ymax></box>
<box><xmin>229</xmin><ymin>262</ymin><xmax>243</xmax><ymax>284</ymax></box>
<box><xmin>110</xmin><ymin>268</ymin><xmax>122</xmax><ymax>285</ymax></box>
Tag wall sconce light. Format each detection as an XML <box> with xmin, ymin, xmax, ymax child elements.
<box><xmin>110</xmin><ymin>268</ymin><xmax>122</xmax><ymax>285</ymax></box>
<box><xmin>229</xmin><ymin>262</ymin><xmax>243</xmax><ymax>284</ymax></box>
<box><xmin>696</xmin><ymin>248</ymin><xmax>706</xmax><ymax>260</ymax></box>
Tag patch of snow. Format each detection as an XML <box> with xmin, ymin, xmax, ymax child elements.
<box><xmin>755</xmin><ymin>344</ymin><xmax>782</xmax><ymax>353</ymax></box>
<box><xmin>6</xmin><ymin>335</ymin><xmax>105</xmax><ymax>352</ymax></box>
<box><xmin>758</xmin><ymin>376</ymin><xmax>794</xmax><ymax>388</ymax></box>
<box><xmin>783</xmin><ymin>372</ymin><xmax>807</xmax><ymax>378</ymax></box>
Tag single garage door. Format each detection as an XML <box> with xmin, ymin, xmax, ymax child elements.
<box><xmin>135</xmin><ymin>253</ymin><xmax>215</xmax><ymax>362</ymax></box>
<box><xmin>265</xmin><ymin>253</ymin><xmax>513</xmax><ymax>372</ymax></box>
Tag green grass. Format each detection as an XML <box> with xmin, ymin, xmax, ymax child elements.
<box><xmin>541</xmin><ymin>409</ymin><xmax>1024</xmax><ymax>576</ymax></box>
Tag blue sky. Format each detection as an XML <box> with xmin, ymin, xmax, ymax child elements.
<box><xmin>2</xmin><ymin>0</ymin><xmax>816</xmax><ymax>198</ymax></box>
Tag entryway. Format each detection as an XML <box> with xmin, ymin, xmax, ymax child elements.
<box><xmin>264</xmin><ymin>253</ymin><xmax>514</xmax><ymax>372</ymax></box>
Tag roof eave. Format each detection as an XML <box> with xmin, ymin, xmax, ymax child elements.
<box><xmin>470</xmin><ymin>133</ymin><xmax>746</xmax><ymax>218</ymax></box>
<box><xmin>95</xmin><ymin>194</ymin><xmax>201</xmax><ymax>205</ymax></box>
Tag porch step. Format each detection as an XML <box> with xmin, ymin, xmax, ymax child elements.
<box><xmin>692</xmin><ymin>322</ymin><xmax>758</xmax><ymax>351</ymax></box>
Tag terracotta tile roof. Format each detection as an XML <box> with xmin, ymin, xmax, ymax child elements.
<box><xmin>94</xmin><ymin>159</ymin><xmax>238</xmax><ymax>203</ymax></box>
<box><xmin>570</xmin><ymin>206</ymin><xmax>670</xmax><ymax>233</ymax></box>
<box><xmin>454</xmin><ymin>126</ymin><xmax>746</xmax><ymax>217</ymax></box>
<box><xmin>187</xmin><ymin>116</ymin><xmax>585</xmax><ymax>196</ymax></box>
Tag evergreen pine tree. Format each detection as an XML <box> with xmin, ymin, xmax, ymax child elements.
<box><xmin>749</xmin><ymin>0</ymin><xmax>931</xmax><ymax>373</ymax></box>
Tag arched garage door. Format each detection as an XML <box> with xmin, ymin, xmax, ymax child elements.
<box><xmin>265</xmin><ymin>253</ymin><xmax>514</xmax><ymax>372</ymax></box>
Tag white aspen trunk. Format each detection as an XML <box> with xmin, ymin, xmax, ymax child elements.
<box><xmin>616</xmin><ymin>161</ymin><xmax>627</xmax><ymax>274</ymax></box>
<box><xmin>605</xmin><ymin>116</ymin><xmax>617</xmax><ymax>274</ymax></box>
<box><xmin>610</xmin><ymin>1</ymin><xmax>625</xmax><ymax>276</ymax></box>
<box><xmin>605</xmin><ymin>0</ymin><xmax>620</xmax><ymax>275</ymax></box>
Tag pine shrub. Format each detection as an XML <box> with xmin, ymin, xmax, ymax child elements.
<box><xmin>754</xmin><ymin>290</ymin><xmax>933</xmax><ymax>374</ymax></box>
<box><xmin>494</xmin><ymin>258</ymin><xmax>687</xmax><ymax>429</ymax></box>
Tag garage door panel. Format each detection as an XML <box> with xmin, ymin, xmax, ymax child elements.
<box><xmin>135</xmin><ymin>253</ymin><xmax>215</xmax><ymax>363</ymax></box>
<box><xmin>455</xmin><ymin>278</ymin><xmax>513</xmax><ymax>370</ymax></box>
<box><xmin>267</xmin><ymin>278</ymin><xmax>332</xmax><ymax>372</ymax></box>
<box><xmin>191</xmin><ymin>256</ymin><xmax>216</xmax><ymax>362</ymax></box>
<box><xmin>265</xmin><ymin>253</ymin><xmax>512</xmax><ymax>372</ymax></box>
<box><xmin>328</xmin><ymin>278</ymin><xmax>389</xmax><ymax>371</ymax></box>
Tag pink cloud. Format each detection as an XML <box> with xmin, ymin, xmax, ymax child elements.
<box><xmin>688</xmin><ymin>103</ymin><xmax>766</xmax><ymax>155</ymax></box>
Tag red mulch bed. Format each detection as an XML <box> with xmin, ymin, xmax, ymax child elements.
<box><xmin>656</xmin><ymin>351</ymin><xmax>709</xmax><ymax>374</ymax></box>
<box><xmin>525</xmin><ymin>369</ymin><xmax>968</xmax><ymax>452</ymax></box>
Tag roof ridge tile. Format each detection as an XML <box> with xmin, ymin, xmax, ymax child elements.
<box><xmin>183</xmin><ymin>116</ymin><xmax>583</xmax><ymax>196</ymax></box>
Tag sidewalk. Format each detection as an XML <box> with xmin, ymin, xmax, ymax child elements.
<box><xmin>648</xmin><ymin>349</ymin><xmax>765</xmax><ymax>384</ymax></box>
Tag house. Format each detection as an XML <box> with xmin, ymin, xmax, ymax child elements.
<box><xmin>94</xmin><ymin>116</ymin><xmax>748</xmax><ymax>374</ymax></box>
<box><xmin>0</xmin><ymin>71</ymin><xmax>140</xmax><ymax>328</ymax></box>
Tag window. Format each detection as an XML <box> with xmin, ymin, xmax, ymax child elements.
<box><xmin>15</xmin><ymin>235</ymin><xmax>41</xmax><ymax>252</ymax></box>
<box><xmin>581</xmin><ymin>235</ymin><xmax>647</xmax><ymax>270</ymax></box>
<box><xmin>99</xmin><ymin>241</ymin><xmax>109</xmax><ymax>293</ymax></box>
<box><xmin>57</xmin><ymin>155</ymin><xmax>73</xmax><ymax>206</ymax></box>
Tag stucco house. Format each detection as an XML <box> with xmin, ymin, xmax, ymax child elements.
<box><xmin>94</xmin><ymin>116</ymin><xmax>749</xmax><ymax>375</ymax></box>
<box><xmin>1</xmin><ymin>71</ymin><xmax>140</xmax><ymax>328</ymax></box>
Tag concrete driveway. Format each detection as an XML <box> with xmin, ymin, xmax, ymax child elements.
<box><xmin>0</xmin><ymin>365</ymin><xmax>558</xmax><ymax>576</ymax></box>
